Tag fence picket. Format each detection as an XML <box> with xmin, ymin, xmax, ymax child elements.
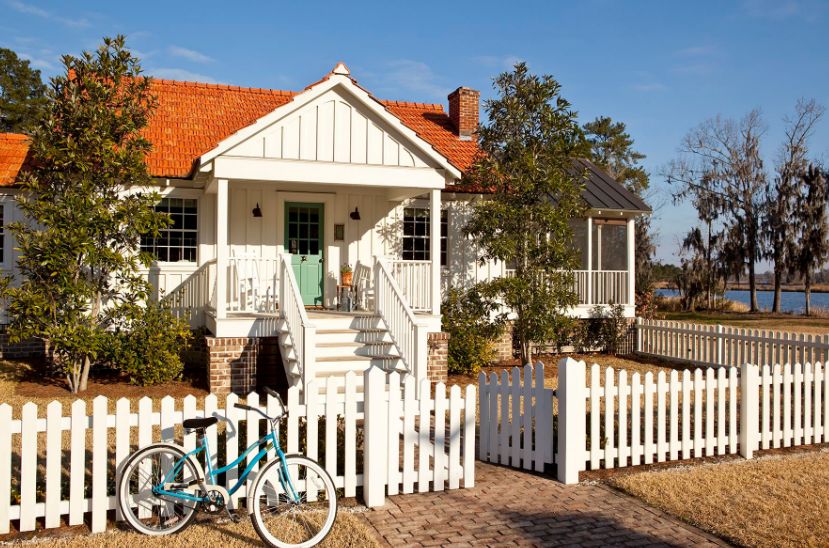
<box><xmin>681</xmin><ymin>370</ymin><xmax>691</xmax><ymax>459</ymax></box>
<box><xmin>344</xmin><ymin>371</ymin><xmax>357</xmax><ymax>498</ymax></box>
<box><xmin>644</xmin><ymin>372</ymin><xmax>654</xmax><ymax>465</ymax></box>
<box><xmin>590</xmin><ymin>364</ymin><xmax>601</xmax><ymax>469</ymax></box>
<box><xmin>705</xmin><ymin>369</ymin><xmax>715</xmax><ymax>456</ymax></box>
<box><xmin>657</xmin><ymin>372</ymin><xmax>666</xmax><ymax>463</ymax></box>
<box><xmin>804</xmin><ymin>364</ymin><xmax>813</xmax><ymax>444</ymax></box>
<box><xmin>631</xmin><ymin>373</ymin><xmax>641</xmax><ymax>466</ymax></box>
<box><xmin>522</xmin><ymin>365</ymin><xmax>533</xmax><ymax>470</ymax></box>
<box><xmin>605</xmin><ymin>368</ymin><xmax>615</xmax><ymax>468</ymax></box>
<box><xmin>693</xmin><ymin>369</ymin><xmax>703</xmax><ymax>457</ymax></box>
<box><xmin>794</xmin><ymin>363</ymin><xmax>803</xmax><ymax>446</ymax></box>
<box><xmin>761</xmin><ymin>364</ymin><xmax>771</xmax><ymax>449</ymax></box>
<box><xmin>325</xmin><ymin>379</ymin><xmax>339</xmax><ymax>482</ymax></box>
<box><xmin>618</xmin><ymin>370</ymin><xmax>628</xmax><ymax>468</ymax></box>
<box><xmin>418</xmin><ymin>378</ymin><xmax>431</xmax><ymax>493</ymax></box>
<box><xmin>783</xmin><ymin>364</ymin><xmax>793</xmax><ymax>447</ymax></box>
<box><xmin>91</xmin><ymin>396</ymin><xmax>108</xmax><ymax>533</ymax></box>
<box><xmin>669</xmin><ymin>371</ymin><xmax>678</xmax><ymax>461</ymax></box>
<box><xmin>115</xmin><ymin>398</ymin><xmax>130</xmax><ymax>521</ymax></box>
<box><xmin>717</xmin><ymin>368</ymin><xmax>726</xmax><ymax>455</ymax></box>
<box><xmin>45</xmin><ymin>401</ymin><xmax>62</xmax><ymax>529</ymax></box>
<box><xmin>433</xmin><ymin>382</ymin><xmax>446</xmax><ymax>491</ymax></box>
<box><xmin>0</xmin><ymin>405</ymin><xmax>10</xmax><ymax>534</ymax></box>
<box><xmin>478</xmin><ymin>373</ymin><xmax>489</xmax><ymax>462</ymax></box>
<box><xmin>69</xmin><ymin>400</ymin><xmax>86</xmax><ymax>526</ymax></box>
<box><xmin>511</xmin><ymin>367</ymin><xmax>521</xmax><ymax>467</ymax></box>
<box><xmin>402</xmin><ymin>376</ymin><xmax>416</xmax><ymax>494</ymax></box>
<box><xmin>448</xmin><ymin>385</ymin><xmax>462</xmax><ymax>490</ymax></box>
<box><xmin>487</xmin><ymin>372</ymin><xmax>498</xmax><ymax>465</ymax></box>
<box><xmin>815</xmin><ymin>364</ymin><xmax>824</xmax><ymax>444</ymax></box>
<box><xmin>464</xmin><ymin>385</ymin><xmax>476</xmax><ymax>488</ymax></box>
<box><xmin>729</xmin><ymin>367</ymin><xmax>738</xmax><ymax>453</ymax></box>
<box><xmin>224</xmin><ymin>393</ymin><xmax>240</xmax><ymax>506</ymax></box>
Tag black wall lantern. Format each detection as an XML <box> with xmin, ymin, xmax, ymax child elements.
<box><xmin>349</xmin><ymin>207</ymin><xmax>361</xmax><ymax>221</ymax></box>
<box><xmin>252</xmin><ymin>203</ymin><xmax>262</xmax><ymax>218</ymax></box>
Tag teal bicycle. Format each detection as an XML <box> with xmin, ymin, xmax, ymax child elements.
<box><xmin>116</xmin><ymin>387</ymin><xmax>337</xmax><ymax>548</ymax></box>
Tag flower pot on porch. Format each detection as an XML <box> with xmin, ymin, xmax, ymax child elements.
<box><xmin>341</xmin><ymin>272</ymin><xmax>353</xmax><ymax>287</ymax></box>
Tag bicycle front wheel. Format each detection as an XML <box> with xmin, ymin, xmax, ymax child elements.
<box><xmin>249</xmin><ymin>455</ymin><xmax>337</xmax><ymax>548</ymax></box>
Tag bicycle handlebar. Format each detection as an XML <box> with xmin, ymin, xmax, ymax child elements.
<box><xmin>233</xmin><ymin>387</ymin><xmax>286</xmax><ymax>421</ymax></box>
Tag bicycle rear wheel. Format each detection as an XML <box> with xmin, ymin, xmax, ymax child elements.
<box><xmin>249</xmin><ymin>455</ymin><xmax>337</xmax><ymax>548</ymax></box>
<box><xmin>117</xmin><ymin>444</ymin><xmax>201</xmax><ymax>536</ymax></box>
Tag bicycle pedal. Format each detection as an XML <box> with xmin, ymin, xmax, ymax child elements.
<box><xmin>224</xmin><ymin>507</ymin><xmax>242</xmax><ymax>523</ymax></box>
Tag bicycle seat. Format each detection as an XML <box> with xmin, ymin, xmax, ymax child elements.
<box><xmin>183</xmin><ymin>416</ymin><xmax>218</xmax><ymax>430</ymax></box>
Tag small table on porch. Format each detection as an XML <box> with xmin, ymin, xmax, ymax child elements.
<box><xmin>336</xmin><ymin>284</ymin><xmax>354</xmax><ymax>311</ymax></box>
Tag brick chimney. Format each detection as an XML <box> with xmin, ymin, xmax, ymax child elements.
<box><xmin>448</xmin><ymin>87</ymin><xmax>479</xmax><ymax>141</ymax></box>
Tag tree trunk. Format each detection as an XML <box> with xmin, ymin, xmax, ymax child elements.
<box><xmin>805</xmin><ymin>273</ymin><xmax>812</xmax><ymax>317</ymax></box>
<box><xmin>772</xmin><ymin>270</ymin><xmax>782</xmax><ymax>313</ymax></box>
<box><xmin>79</xmin><ymin>355</ymin><xmax>91</xmax><ymax>392</ymax></box>
<box><xmin>748</xmin><ymin>260</ymin><xmax>759</xmax><ymax>312</ymax></box>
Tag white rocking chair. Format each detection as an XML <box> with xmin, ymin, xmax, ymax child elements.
<box><xmin>354</xmin><ymin>262</ymin><xmax>373</xmax><ymax>311</ymax></box>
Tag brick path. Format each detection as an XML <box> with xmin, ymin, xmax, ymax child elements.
<box><xmin>363</xmin><ymin>462</ymin><xmax>729</xmax><ymax>547</ymax></box>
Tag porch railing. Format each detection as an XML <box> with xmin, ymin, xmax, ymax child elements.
<box><xmin>388</xmin><ymin>259</ymin><xmax>432</xmax><ymax>312</ymax></box>
<box><xmin>279</xmin><ymin>254</ymin><xmax>315</xmax><ymax>389</ymax></box>
<box><xmin>375</xmin><ymin>257</ymin><xmax>428</xmax><ymax>384</ymax></box>
<box><xmin>227</xmin><ymin>256</ymin><xmax>279</xmax><ymax>313</ymax></box>
<box><xmin>503</xmin><ymin>269</ymin><xmax>630</xmax><ymax>305</ymax></box>
<box><xmin>161</xmin><ymin>259</ymin><xmax>216</xmax><ymax>327</ymax></box>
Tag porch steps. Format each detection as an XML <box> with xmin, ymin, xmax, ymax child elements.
<box><xmin>277</xmin><ymin>312</ymin><xmax>407</xmax><ymax>392</ymax></box>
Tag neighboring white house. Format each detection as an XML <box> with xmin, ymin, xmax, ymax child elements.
<box><xmin>0</xmin><ymin>63</ymin><xmax>649</xmax><ymax>396</ymax></box>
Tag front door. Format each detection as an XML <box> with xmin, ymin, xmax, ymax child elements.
<box><xmin>285</xmin><ymin>202</ymin><xmax>324</xmax><ymax>306</ymax></box>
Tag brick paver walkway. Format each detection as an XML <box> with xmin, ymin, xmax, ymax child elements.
<box><xmin>363</xmin><ymin>462</ymin><xmax>728</xmax><ymax>547</ymax></box>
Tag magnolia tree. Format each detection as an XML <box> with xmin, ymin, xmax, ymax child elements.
<box><xmin>464</xmin><ymin>63</ymin><xmax>587</xmax><ymax>363</ymax></box>
<box><xmin>1</xmin><ymin>36</ymin><xmax>188</xmax><ymax>392</ymax></box>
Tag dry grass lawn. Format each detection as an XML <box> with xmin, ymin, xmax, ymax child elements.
<box><xmin>609</xmin><ymin>449</ymin><xmax>829</xmax><ymax>548</ymax></box>
<box><xmin>2</xmin><ymin>511</ymin><xmax>380</xmax><ymax>547</ymax></box>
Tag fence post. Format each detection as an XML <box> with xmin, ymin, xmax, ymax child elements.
<box><xmin>363</xmin><ymin>366</ymin><xmax>388</xmax><ymax>507</ymax></box>
<box><xmin>635</xmin><ymin>317</ymin><xmax>642</xmax><ymax>354</ymax></box>
<box><xmin>716</xmin><ymin>324</ymin><xmax>724</xmax><ymax>366</ymax></box>
<box><xmin>740</xmin><ymin>363</ymin><xmax>759</xmax><ymax>459</ymax></box>
<box><xmin>557</xmin><ymin>357</ymin><xmax>586</xmax><ymax>484</ymax></box>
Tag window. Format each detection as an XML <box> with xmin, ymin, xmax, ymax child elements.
<box><xmin>141</xmin><ymin>198</ymin><xmax>198</xmax><ymax>262</ymax></box>
<box><xmin>402</xmin><ymin>207</ymin><xmax>448</xmax><ymax>266</ymax></box>
<box><xmin>591</xmin><ymin>220</ymin><xmax>628</xmax><ymax>271</ymax></box>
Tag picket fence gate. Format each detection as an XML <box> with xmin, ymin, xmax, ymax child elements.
<box><xmin>0</xmin><ymin>367</ymin><xmax>475</xmax><ymax>534</ymax></box>
<box><xmin>636</xmin><ymin>318</ymin><xmax>829</xmax><ymax>368</ymax></box>
<box><xmin>479</xmin><ymin>358</ymin><xmax>829</xmax><ymax>483</ymax></box>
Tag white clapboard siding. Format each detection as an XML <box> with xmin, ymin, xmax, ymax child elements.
<box><xmin>0</xmin><ymin>369</ymin><xmax>475</xmax><ymax>532</ymax></box>
<box><xmin>636</xmin><ymin>318</ymin><xmax>829</xmax><ymax>368</ymax></box>
<box><xmin>478</xmin><ymin>363</ymin><xmax>556</xmax><ymax>471</ymax></box>
<box><xmin>479</xmin><ymin>359</ymin><xmax>827</xmax><ymax>479</ymax></box>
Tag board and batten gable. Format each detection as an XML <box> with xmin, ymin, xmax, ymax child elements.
<box><xmin>226</xmin><ymin>87</ymin><xmax>431</xmax><ymax>170</ymax></box>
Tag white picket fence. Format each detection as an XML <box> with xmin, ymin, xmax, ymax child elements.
<box><xmin>636</xmin><ymin>318</ymin><xmax>829</xmax><ymax>368</ymax></box>
<box><xmin>0</xmin><ymin>367</ymin><xmax>475</xmax><ymax>534</ymax></box>
<box><xmin>479</xmin><ymin>358</ymin><xmax>829</xmax><ymax>484</ymax></box>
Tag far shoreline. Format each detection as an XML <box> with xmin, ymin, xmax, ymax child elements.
<box><xmin>653</xmin><ymin>281</ymin><xmax>829</xmax><ymax>294</ymax></box>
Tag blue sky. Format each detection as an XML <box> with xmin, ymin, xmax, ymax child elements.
<box><xmin>2</xmin><ymin>0</ymin><xmax>828</xmax><ymax>266</ymax></box>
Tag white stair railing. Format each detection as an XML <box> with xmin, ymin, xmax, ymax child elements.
<box><xmin>161</xmin><ymin>259</ymin><xmax>216</xmax><ymax>327</ymax></box>
<box><xmin>374</xmin><ymin>257</ymin><xmax>428</xmax><ymax>385</ymax></box>
<box><xmin>278</xmin><ymin>254</ymin><xmax>316</xmax><ymax>391</ymax></box>
<box><xmin>388</xmin><ymin>259</ymin><xmax>432</xmax><ymax>311</ymax></box>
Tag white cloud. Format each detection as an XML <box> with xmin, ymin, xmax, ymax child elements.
<box><xmin>168</xmin><ymin>46</ymin><xmax>213</xmax><ymax>64</ymax></box>
<box><xmin>6</xmin><ymin>0</ymin><xmax>91</xmax><ymax>28</ymax></box>
<box><xmin>147</xmin><ymin>68</ymin><xmax>220</xmax><ymax>83</ymax></box>
<box><xmin>380</xmin><ymin>59</ymin><xmax>447</xmax><ymax>100</ymax></box>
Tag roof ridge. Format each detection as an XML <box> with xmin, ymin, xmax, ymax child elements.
<box><xmin>149</xmin><ymin>78</ymin><xmax>298</xmax><ymax>97</ymax></box>
<box><xmin>381</xmin><ymin>99</ymin><xmax>444</xmax><ymax>111</ymax></box>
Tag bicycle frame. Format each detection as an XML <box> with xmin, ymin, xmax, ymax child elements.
<box><xmin>153</xmin><ymin>423</ymin><xmax>300</xmax><ymax>505</ymax></box>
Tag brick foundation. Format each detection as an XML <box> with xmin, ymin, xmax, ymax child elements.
<box><xmin>205</xmin><ymin>335</ymin><xmax>284</xmax><ymax>395</ymax></box>
<box><xmin>492</xmin><ymin>322</ymin><xmax>514</xmax><ymax>362</ymax></box>
<box><xmin>427</xmin><ymin>332</ymin><xmax>449</xmax><ymax>383</ymax></box>
<box><xmin>0</xmin><ymin>332</ymin><xmax>47</xmax><ymax>359</ymax></box>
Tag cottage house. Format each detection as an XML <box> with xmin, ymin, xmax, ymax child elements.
<box><xmin>0</xmin><ymin>63</ymin><xmax>649</xmax><ymax>396</ymax></box>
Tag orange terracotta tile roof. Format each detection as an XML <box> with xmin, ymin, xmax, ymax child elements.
<box><xmin>0</xmin><ymin>133</ymin><xmax>30</xmax><ymax>186</ymax></box>
<box><xmin>144</xmin><ymin>79</ymin><xmax>297</xmax><ymax>178</ymax></box>
<box><xmin>0</xmin><ymin>76</ymin><xmax>480</xmax><ymax>184</ymax></box>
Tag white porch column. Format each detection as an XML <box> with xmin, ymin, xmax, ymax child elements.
<box><xmin>627</xmin><ymin>217</ymin><xmax>636</xmax><ymax>306</ymax></box>
<box><xmin>215</xmin><ymin>179</ymin><xmax>228</xmax><ymax>320</ymax></box>
<box><xmin>429</xmin><ymin>188</ymin><xmax>441</xmax><ymax>316</ymax></box>
<box><xmin>586</xmin><ymin>217</ymin><xmax>593</xmax><ymax>306</ymax></box>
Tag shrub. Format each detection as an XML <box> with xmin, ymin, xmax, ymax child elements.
<box><xmin>102</xmin><ymin>299</ymin><xmax>192</xmax><ymax>385</ymax></box>
<box><xmin>442</xmin><ymin>287</ymin><xmax>504</xmax><ymax>375</ymax></box>
<box><xmin>579</xmin><ymin>303</ymin><xmax>628</xmax><ymax>355</ymax></box>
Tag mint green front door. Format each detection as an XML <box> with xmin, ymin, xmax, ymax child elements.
<box><xmin>285</xmin><ymin>203</ymin><xmax>324</xmax><ymax>306</ymax></box>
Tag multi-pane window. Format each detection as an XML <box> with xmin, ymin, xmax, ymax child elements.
<box><xmin>402</xmin><ymin>207</ymin><xmax>448</xmax><ymax>266</ymax></box>
<box><xmin>141</xmin><ymin>198</ymin><xmax>198</xmax><ymax>262</ymax></box>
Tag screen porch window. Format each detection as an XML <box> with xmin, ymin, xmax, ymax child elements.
<box><xmin>141</xmin><ymin>198</ymin><xmax>198</xmax><ymax>262</ymax></box>
<box><xmin>402</xmin><ymin>207</ymin><xmax>448</xmax><ymax>266</ymax></box>
<box><xmin>591</xmin><ymin>220</ymin><xmax>628</xmax><ymax>270</ymax></box>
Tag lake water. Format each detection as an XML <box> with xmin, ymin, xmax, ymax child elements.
<box><xmin>656</xmin><ymin>288</ymin><xmax>829</xmax><ymax>314</ymax></box>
